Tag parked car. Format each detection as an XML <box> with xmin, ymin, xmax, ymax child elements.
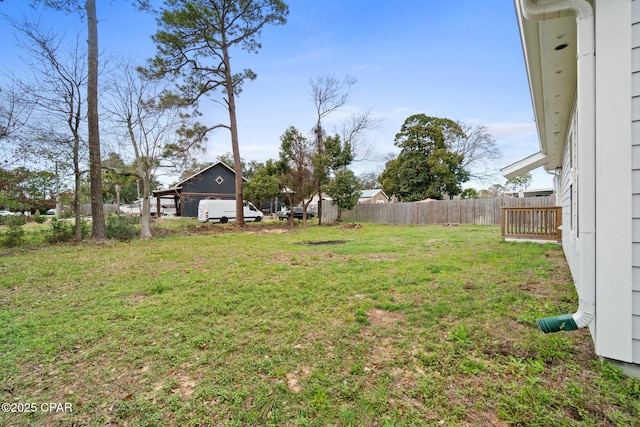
<box><xmin>278</xmin><ymin>207</ymin><xmax>315</xmax><ymax>220</ymax></box>
<box><xmin>0</xmin><ymin>210</ymin><xmax>15</xmax><ymax>216</ymax></box>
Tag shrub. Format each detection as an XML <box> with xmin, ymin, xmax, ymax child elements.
<box><xmin>45</xmin><ymin>218</ymin><xmax>89</xmax><ymax>243</ymax></box>
<box><xmin>1</xmin><ymin>215</ymin><xmax>26</xmax><ymax>247</ymax></box>
<box><xmin>33</xmin><ymin>212</ymin><xmax>47</xmax><ymax>224</ymax></box>
<box><xmin>105</xmin><ymin>215</ymin><xmax>139</xmax><ymax>241</ymax></box>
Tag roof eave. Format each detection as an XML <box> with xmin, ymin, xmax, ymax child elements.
<box><xmin>510</xmin><ymin>0</ymin><xmax>578</xmax><ymax>176</ymax></box>
<box><xmin>501</xmin><ymin>151</ymin><xmax>548</xmax><ymax>180</ymax></box>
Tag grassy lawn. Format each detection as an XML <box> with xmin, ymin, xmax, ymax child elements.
<box><xmin>1</xmin><ymin>222</ymin><xmax>639</xmax><ymax>426</ymax></box>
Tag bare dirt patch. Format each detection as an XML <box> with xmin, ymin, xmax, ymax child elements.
<box><xmin>253</xmin><ymin>228</ymin><xmax>289</xmax><ymax>234</ymax></box>
<box><xmin>185</xmin><ymin>222</ymin><xmax>292</xmax><ymax>235</ymax></box>
<box><xmin>284</xmin><ymin>366</ymin><xmax>312</xmax><ymax>393</ymax></box>
<box><xmin>358</xmin><ymin>309</ymin><xmax>407</xmax><ymax>369</ymax></box>
<box><xmin>342</xmin><ymin>222</ymin><xmax>362</xmax><ymax>229</ymax></box>
<box><xmin>363</xmin><ymin>253</ymin><xmax>399</xmax><ymax>262</ymax></box>
<box><xmin>367</xmin><ymin>308</ymin><xmax>404</xmax><ymax>328</ymax></box>
<box><xmin>127</xmin><ymin>294</ymin><xmax>147</xmax><ymax>305</ymax></box>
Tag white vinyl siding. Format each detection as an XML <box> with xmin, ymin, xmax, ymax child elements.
<box><xmin>561</xmin><ymin>118</ymin><xmax>579</xmax><ymax>282</ymax></box>
<box><xmin>631</xmin><ymin>0</ymin><xmax>640</xmax><ymax>363</ymax></box>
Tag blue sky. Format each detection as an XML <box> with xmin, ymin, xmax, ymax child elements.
<box><xmin>0</xmin><ymin>0</ymin><xmax>552</xmax><ymax>190</ymax></box>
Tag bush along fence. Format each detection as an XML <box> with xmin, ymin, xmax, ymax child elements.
<box><xmin>340</xmin><ymin>196</ymin><xmax>557</xmax><ymax>226</ymax></box>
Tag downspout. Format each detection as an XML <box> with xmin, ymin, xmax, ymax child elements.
<box><xmin>518</xmin><ymin>0</ymin><xmax>596</xmax><ymax>333</ymax></box>
<box><xmin>546</xmin><ymin>167</ymin><xmax>561</xmax><ymax>205</ymax></box>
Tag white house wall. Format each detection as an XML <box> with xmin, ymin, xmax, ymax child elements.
<box><xmin>595</xmin><ymin>0</ymin><xmax>633</xmax><ymax>363</ymax></box>
<box><xmin>561</xmin><ymin>118</ymin><xmax>579</xmax><ymax>285</ymax></box>
<box><xmin>512</xmin><ymin>0</ymin><xmax>640</xmax><ymax>370</ymax></box>
<box><xmin>632</xmin><ymin>0</ymin><xmax>640</xmax><ymax>363</ymax></box>
<box><xmin>558</xmin><ymin>0</ymin><xmax>635</xmax><ymax>365</ymax></box>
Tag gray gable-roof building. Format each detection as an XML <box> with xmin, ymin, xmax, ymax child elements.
<box><xmin>153</xmin><ymin>162</ymin><xmax>246</xmax><ymax>218</ymax></box>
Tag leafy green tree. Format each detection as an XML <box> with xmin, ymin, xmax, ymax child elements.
<box><xmin>142</xmin><ymin>0</ymin><xmax>288</xmax><ymax>226</ymax></box>
<box><xmin>20</xmin><ymin>169</ymin><xmax>56</xmax><ymax>211</ymax></box>
<box><xmin>506</xmin><ymin>173</ymin><xmax>533</xmax><ymax>192</ymax></box>
<box><xmin>244</xmin><ymin>160</ymin><xmax>264</xmax><ymax>180</ymax></box>
<box><xmin>216</xmin><ymin>152</ymin><xmax>242</xmax><ymax>173</ymax></box>
<box><xmin>460</xmin><ymin>187</ymin><xmax>479</xmax><ymax>199</ymax></box>
<box><xmin>276</xmin><ymin>127</ymin><xmax>354</xmax><ymax>224</ymax></box>
<box><xmin>0</xmin><ymin>167</ymin><xmax>56</xmax><ymax>212</ymax></box>
<box><xmin>244</xmin><ymin>159</ymin><xmax>283</xmax><ymax>211</ymax></box>
<box><xmin>325</xmin><ymin>168</ymin><xmax>361</xmax><ymax>222</ymax></box>
<box><xmin>324</xmin><ymin>135</ymin><xmax>353</xmax><ymax>171</ymax></box>
<box><xmin>216</xmin><ymin>152</ymin><xmax>263</xmax><ymax>179</ymax></box>
<box><xmin>479</xmin><ymin>183</ymin><xmax>505</xmax><ymax>199</ymax></box>
<box><xmin>177</xmin><ymin>160</ymin><xmax>214</xmax><ymax>182</ymax></box>
<box><xmin>379</xmin><ymin>114</ymin><xmax>469</xmax><ymax>201</ymax></box>
<box><xmin>279</xmin><ymin>126</ymin><xmax>313</xmax><ymax>224</ymax></box>
<box><xmin>311</xmin><ymin>134</ymin><xmax>352</xmax><ymax>199</ymax></box>
<box><xmin>101</xmin><ymin>153</ymin><xmax>149</xmax><ymax>205</ymax></box>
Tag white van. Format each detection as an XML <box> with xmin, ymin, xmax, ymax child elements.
<box><xmin>197</xmin><ymin>199</ymin><xmax>263</xmax><ymax>223</ymax></box>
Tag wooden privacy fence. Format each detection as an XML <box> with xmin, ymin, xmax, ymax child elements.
<box><xmin>501</xmin><ymin>206</ymin><xmax>562</xmax><ymax>241</ymax></box>
<box><xmin>340</xmin><ymin>196</ymin><xmax>557</xmax><ymax>226</ymax></box>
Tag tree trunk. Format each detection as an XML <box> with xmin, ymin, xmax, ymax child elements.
<box><xmin>86</xmin><ymin>0</ymin><xmax>105</xmax><ymax>239</ymax></box>
<box><xmin>223</xmin><ymin>45</ymin><xmax>244</xmax><ymax>226</ymax></box>
<box><xmin>140</xmin><ymin>174</ymin><xmax>152</xmax><ymax>240</ymax></box>
<box><xmin>316</xmin><ymin>121</ymin><xmax>323</xmax><ymax>225</ymax></box>
<box><xmin>73</xmin><ymin>144</ymin><xmax>82</xmax><ymax>242</ymax></box>
<box><xmin>286</xmin><ymin>193</ymin><xmax>295</xmax><ymax>228</ymax></box>
<box><xmin>73</xmin><ymin>173</ymin><xmax>82</xmax><ymax>242</ymax></box>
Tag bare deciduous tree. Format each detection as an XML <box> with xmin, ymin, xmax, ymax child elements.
<box><xmin>338</xmin><ymin>108</ymin><xmax>379</xmax><ymax>163</ymax></box>
<box><xmin>310</xmin><ymin>75</ymin><xmax>355</xmax><ymax>130</ymax></box>
<box><xmin>103</xmin><ymin>60</ymin><xmax>184</xmax><ymax>240</ymax></box>
<box><xmin>307</xmin><ymin>75</ymin><xmax>378</xmax><ymax>223</ymax></box>
<box><xmin>10</xmin><ymin>18</ymin><xmax>87</xmax><ymax>241</ymax></box>
<box><xmin>447</xmin><ymin>122</ymin><xmax>502</xmax><ymax>183</ymax></box>
<box><xmin>0</xmin><ymin>79</ymin><xmax>32</xmax><ymax>165</ymax></box>
<box><xmin>25</xmin><ymin>0</ymin><xmax>108</xmax><ymax>238</ymax></box>
<box><xmin>309</xmin><ymin>75</ymin><xmax>354</xmax><ymax>224</ymax></box>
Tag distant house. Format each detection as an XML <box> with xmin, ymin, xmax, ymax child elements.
<box><xmin>153</xmin><ymin>162</ymin><xmax>245</xmax><ymax>218</ymax></box>
<box><xmin>502</xmin><ymin>0</ymin><xmax>639</xmax><ymax>376</ymax></box>
<box><xmin>503</xmin><ymin>188</ymin><xmax>555</xmax><ymax>198</ymax></box>
<box><xmin>120</xmin><ymin>197</ymin><xmax>176</xmax><ymax>217</ymax></box>
<box><xmin>358</xmin><ymin>189</ymin><xmax>389</xmax><ymax>204</ymax></box>
<box><xmin>305</xmin><ymin>193</ymin><xmax>332</xmax><ymax>213</ymax></box>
